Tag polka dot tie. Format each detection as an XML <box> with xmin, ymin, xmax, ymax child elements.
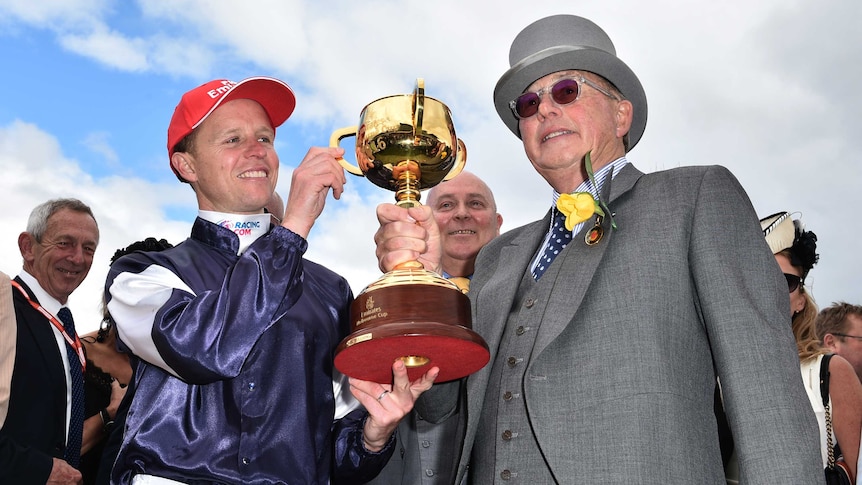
<box><xmin>57</xmin><ymin>307</ymin><xmax>83</xmax><ymax>468</ymax></box>
<box><xmin>532</xmin><ymin>208</ymin><xmax>572</xmax><ymax>280</ymax></box>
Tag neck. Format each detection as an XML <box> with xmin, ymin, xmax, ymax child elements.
<box><xmin>549</xmin><ymin>148</ymin><xmax>624</xmax><ymax>193</ymax></box>
<box><xmin>82</xmin><ymin>337</ymin><xmax>133</xmax><ymax>384</ymax></box>
<box><xmin>442</xmin><ymin>258</ymin><xmax>474</xmax><ymax>278</ymax></box>
<box><xmin>18</xmin><ymin>269</ymin><xmax>68</xmax><ymax>305</ymax></box>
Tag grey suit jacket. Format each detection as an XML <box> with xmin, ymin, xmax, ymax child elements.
<box><xmin>364</xmin><ymin>407</ymin><xmax>460</xmax><ymax>485</ymax></box>
<box><xmin>439</xmin><ymin>164</ymin><xmax>822</xmax><ymax>484</ymax></box>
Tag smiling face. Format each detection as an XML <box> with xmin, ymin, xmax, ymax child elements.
<box><xmin>171</xmin><ymin>98</ymin><xmax>279</xmax><ymax>214</ymax></box>
<box><xmin>427</xmin><ymin>172</ymin><xmax>502</xmax><ymax>277</ymax></box>
<box><xmin>19</xmin><ymin>208</ymin><xmax>99</xmax><ymax>304</ymax></box>
<box><xmin>517</xmin><ymin>70</ymin><xmax>632</xmax><ymax>193</ymax></box>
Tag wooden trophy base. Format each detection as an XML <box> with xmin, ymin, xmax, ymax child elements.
<box><xmin>334</xmin><ymin>273</ymin><xmax>489</xmax><ymax>383</ymax></box>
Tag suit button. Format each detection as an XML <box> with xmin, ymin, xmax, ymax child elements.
<box><xmin>502</xmin><ymin>430</ymin><xmax>513</xmax><ymax>440</ymax></box>
<box><xmin>421</xmin><ymin>440</ymin><xmax>431</xmax><ymax>448</ymax></box>
<box><xmin>524</xmin><ymin>298</ymin><xmax>535</xmax><ymax>308</ymax></box>
<box><xmin>503</xmin><ymin>391</ymin><xmax>513</xmax><ymax>401</ymax></box>
<box><xmin>425</xmin><ymin>469</ymin><xmax>434</xmax><ymax>477</ymax></box>
<box><xmin>501</xmin><ymin>469</ymin><xmax>512</xmax><ymax>480</ymax></box>
<box><xmin>516</xmin><ymin>326</ymin><xmax>525</xmax><ymax>335</ymax></box>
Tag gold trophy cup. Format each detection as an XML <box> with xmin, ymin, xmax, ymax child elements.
<box><xmin>330</xmin><ymin>79</ymin><xmax>489</xmax><ymax>383</ymax></box>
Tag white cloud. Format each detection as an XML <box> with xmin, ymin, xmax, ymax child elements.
<box><xmin>60</xmin><ymin>28</ymin><xmax>150</xmax><ymax>71</ymax></box>
<box><xmin>82</xmin><ymin>131</ymin><xmax>119</xmax><ymax>165</ymax></box>
<box><xmin>0</xmin><ymin>120</ymin><xmax>195</xmax><ymax>333</ymax></box>
<box><xmin>0</xmin><ymin>0</ymin><xmax>108</xmax><ymax>29</ymax></box>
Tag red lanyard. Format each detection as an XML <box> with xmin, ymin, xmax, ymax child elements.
<box><xmin>11</xmin><ymin>280</ymin><xmax>86</xmax><ymax>370</ymax></box>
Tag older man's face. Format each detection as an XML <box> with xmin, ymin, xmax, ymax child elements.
<box><xmin>517</xmin><ymin>70</ymin><xmax>631</xmax><ymax>193</ymax></box>
<box><xmin>427</xmin><ymin>173</ymin><xmax>501</xmax><ymax>274</ymax></box>
<box><xmin>21</xmin><ymin>208</ymin><xmax>99</xmax><ymax>304</ymax></box>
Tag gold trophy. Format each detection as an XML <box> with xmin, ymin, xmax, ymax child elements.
<box><xmin>330</xmin><ymin>79</ymin><xmax>489</xmax><ymax>383</ymax></box>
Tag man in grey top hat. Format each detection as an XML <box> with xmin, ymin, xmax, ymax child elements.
<box><xmin>374</xmin><ymin>14</ymin><xmax>822</xmax><ymax>483</ymax></box>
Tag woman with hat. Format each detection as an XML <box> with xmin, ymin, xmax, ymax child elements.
<box><xmin>760</xmin><ymin>212</ymin><xmax>861</xmax><ymax>482</ymax></box>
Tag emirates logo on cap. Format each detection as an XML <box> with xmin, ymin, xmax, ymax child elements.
<box><xmin>206</xmin><ymin>80</ymin><xmax>239</xmax><ymax>100</ymax></box>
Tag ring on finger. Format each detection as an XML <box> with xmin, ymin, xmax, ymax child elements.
<box><xmin>377</xmin><ymin>390</ymin><xmax>390</xmax><ymax>401</ymax></box>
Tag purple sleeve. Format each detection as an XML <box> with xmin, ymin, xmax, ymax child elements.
<box><xmin>331</xmin><ymin>409</ymin><xmax>396</xmax><ymax>484</ymax></box>
<box><xmin>107</xmin><ymin>226</ymin><xmax>306</xmax><ymax>383</ymax></box>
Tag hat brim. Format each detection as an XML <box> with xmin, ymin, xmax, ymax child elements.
<box><xmin>493</xmin><ymin>46</ymin><xmax>647</xmax><ymax>151</ymax></box>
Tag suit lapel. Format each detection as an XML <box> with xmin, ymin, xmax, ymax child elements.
<box><xmin>472</xmin><ymin>216</ymin><xmax>548</xmax><ymax>351</ymax></box>
<box><xmin>12</xmin><ymin>277</ymin><xmax>65</xmax><ymax>387</ymax></box>
<box><xmin>532</xmin><ymin>164</ymin><xmax>643</xmax><ymax>361</ymax></box>
<box><xmin>460</xmin><ymin>166</ymin><xmax>644</xmax><ymax>474</ymax></box>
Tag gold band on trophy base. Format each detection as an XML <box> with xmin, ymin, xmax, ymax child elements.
<box><xmin>330</xmin><ymin>79</ymin><xmax>489</xmax><ymax>383</ymax></box>
<box><xmin>334</xmin><ymin>277</ymin><xmax>489</xmax><ymax>383</ymax></box>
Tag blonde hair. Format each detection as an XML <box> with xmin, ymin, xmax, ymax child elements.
<box><xmin>794</xmin><ymin>290</ymin><xmax>825</xmax><ymax>361</ymax></box>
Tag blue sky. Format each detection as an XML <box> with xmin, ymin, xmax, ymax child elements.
<box><xmin>0</xmin><ymin>0</ymin><xmax>859</xmax><ymax>332</ymax></box>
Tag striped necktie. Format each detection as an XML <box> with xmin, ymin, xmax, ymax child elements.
<box><xmin>56</xmin><ymin>307</ymin><xmax>84</xmax><ymax>468</ymax></box>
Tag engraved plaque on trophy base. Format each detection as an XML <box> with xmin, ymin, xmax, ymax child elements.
<box><xmin>334</xmin><ymin>275</ymin><xmax>490</xmax><ymax>383</ymax></box>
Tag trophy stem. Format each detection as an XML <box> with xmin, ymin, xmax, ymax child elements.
<box><xmin>394</xmin><ymin>160</ymin><xmax>422</xmax><ymax>208</ymax></box>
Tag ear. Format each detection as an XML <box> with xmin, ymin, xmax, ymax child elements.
<box><xmin>822</xmin><ymin>333</ymin><xmax>838</xmax><ymax>351</ymax></box>
<box><xmin>615</xmin><ymin>99</ymin><xmax>634</xmax><ymax>140</ymax></box>
<box><xmin>171</xmin><ymin>151</ymin><xmax>198</xmax><ymax>183</ymax></box>
<box><xmin>18</xmin><ymin>232</ymin><xmax>35</xmax><ymax>263</ymax></box>
<box><xmin>792</xmin><ymin>294</ymin><xmax>806</xmax><ymax>315</ymax></box>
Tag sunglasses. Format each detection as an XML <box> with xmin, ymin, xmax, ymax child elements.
<box><xmin>509</xmin><ymin>76</ymin><xmax>620</xmax><ymax>120</ymax></box>
<box><xmin>783</xmin><ymin>273</ymin><xmax>802</xmax><ymax>293</ymax></box>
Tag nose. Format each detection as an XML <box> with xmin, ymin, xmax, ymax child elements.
<box><xmin>535</xmin><ymin>94</ymin><xmax>560</xmax><ymax>119</ymax></box>
<box><xmin>245</xmin><ymin>139</ymin><xmax>268</xmax><ymax>158</ymax></box>
<box><xmin>67</xmin><ymin>245</ymin><xmax>87</xmax><ymax>265</ymax></box>
<box><xmin>453</xmin><ymin>203</ymin><xmax>471</xmax><ymax>220</ymax></box>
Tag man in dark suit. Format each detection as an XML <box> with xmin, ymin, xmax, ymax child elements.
<box><xmin>1</xmin><ymin>198</ymin><xmax>100</xmax><ymax>485</ymax></box>
<box><xmin>375</xmin><ymin>14</ymin><xmax>823</xmax><ymax>483</ymax></box>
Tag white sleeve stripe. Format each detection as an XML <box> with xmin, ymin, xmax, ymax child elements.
<box><xmin>108</xmin><ymin>265</ymin><xmax>196</xmax><ymax>378</ymax></box>
<box><xmin>332</xmin><ymin>368</ymin><xmax>362</xmax><ymax>419</ymax></box>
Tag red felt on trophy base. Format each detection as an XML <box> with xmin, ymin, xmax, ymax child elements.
<box><xmin>334</xmin><ymin>324</ymin><xmax>490</xmax><ymax>383</ymax></box>
<box><xmin>334</xmin><ymin>284</ymin><xmax>490</xmax><ymax>384</ymax></box>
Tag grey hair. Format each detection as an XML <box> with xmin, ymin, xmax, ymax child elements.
<box><xmin>26</xmin><ymin>198</ymin><xmax>97</xmax><ymax>242</ymax></box>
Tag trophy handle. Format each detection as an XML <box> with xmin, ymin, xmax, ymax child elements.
<box><xmin>412</xmin><ymin>78</ymin><xmax>425</xmax><ymax>138</ymax></box>
<box><xmin>442</xmin><ymin>138</ymin><xmax>467</xmax><ymax>182</ymax></box>
<box><xmin>329</xmin><ymin>126</ymin><xmax>364</xmax><ymax>176</ymax></box>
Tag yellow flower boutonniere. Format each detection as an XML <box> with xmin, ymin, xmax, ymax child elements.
<box><xmin>556</xmin><ymin>151</ymin><xmax>617</xmax><ymax>232</ymax></box>
<box><xmin>556</xmin><ymin>192</ymin><xmax>604</xmax><ymax>231</ymax></box>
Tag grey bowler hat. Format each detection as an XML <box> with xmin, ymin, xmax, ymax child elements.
<box><xmin>493</xmin><ymin>15</ymin><xmax>648</xmax><ymax>151</ymax></box>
